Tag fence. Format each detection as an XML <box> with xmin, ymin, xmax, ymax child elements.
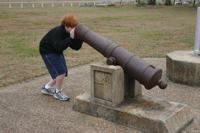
<box><xmin>2</xmin><ymin>0</ymin><xmax>136</xmax><ymax>9</ymax></box>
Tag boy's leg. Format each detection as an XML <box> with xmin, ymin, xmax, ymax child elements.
<box><xmin>47</xmin><ymin>79</ymin><xmax>56</xmax><ymax>87</ymax></box>
<box><xmin>56</xmin><ymin>73</ymin><xmax>65</xmax><ymax>90</ymax></box>
<box><xmin>46</xmin><ymin>72</ymin><xmax>65</xmax><ymax>90</ymax></box>
<box><xmin>41</xmin><ymin>79</ymin><xmax>55</xmax><ymax>95</ymax></box>
<box><xmin>41</xmin><ymin>73</ymin><xmax>65</xmax><ymax>96</ymax></box>
<box><xmin>53</xmin><ymin>73</ymin><xmax>70</xmax><ymax>101</ymax></box>
<box><xmin>41</xmin><ymin>53</ymin><xmax>68</xmax><ymax>97</ymax></box>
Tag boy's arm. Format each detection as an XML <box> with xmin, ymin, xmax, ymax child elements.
<box><xmin>69</xmin><ymin>27</ymin><xmax>83</xmax><ymax>51</ymax></box>
<box><xmin>50</xmin><ymin>31</ymin><xmax>73</xmax><ymax>53</ymax></box>
<box><xmin>70</xmin><ymin>38</ymin><xmax>83</xmax><ymax>51</ymax></box>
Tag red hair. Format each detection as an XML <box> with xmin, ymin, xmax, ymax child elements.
<box><xmin>61</xmin><ymin>13</ymin><xmax>79</xmax><ymax>28</ymax></box>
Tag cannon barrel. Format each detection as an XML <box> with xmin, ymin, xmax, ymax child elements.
<box><xmin>75</xmin><ymin>23</ymin><xmax>167</xmax><ymax>90</ymax></box>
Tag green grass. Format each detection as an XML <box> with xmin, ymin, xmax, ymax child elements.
<box><xmin>23</xmin><ymin>60</ymin><xmax>45</xmax><ymax>66</ymax></box>
<box><xmin>140</xmin><ymin>16</ymin><xmax>158</xmax><ymax>20</ymax></box>
<box><xmin>85</xmin><ymin>16</ymin><xmax>129</xmax><ymax>22</ymax></box>
<box><xmin>152</xmin><ymin>54</ymin><xmax>165</xmax><ymax>58</ymax></box>
<box><xmin>139</xmin><ymin>31</ymin><xmax>164</xmax><ymax>39</ymax></box>
<box><xmin>187</xmin><ymin>42</ymin><xmax>194</xmax><ymax>47</ymax></box>
<box><xmin>137</xmin><ymin>43</ymin><xmax>145</xmax><ymax>46</ymax></box>
<box><xmin>0</xmin><ymin>33</ymin><xmax>42</xmax><ymax>57</ymax></box>
<box><xmin>0</xmin><ymin>15</ymin><xmax>15</xmax><ymax>19</ymax></box>
<box><xmin>108</xmin><ymin>28</ymin><xmax>135</xmax><ymax>33</ymax></box>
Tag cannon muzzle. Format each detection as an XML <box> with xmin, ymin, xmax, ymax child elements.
<box><xmin>75</xmin><ymin>23</ymin><xmax>167</xmax><ymax>90</ymax></box>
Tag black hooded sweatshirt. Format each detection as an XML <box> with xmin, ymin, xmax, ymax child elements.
<box><xmin>39</xmin><ymin>25</ymin><xmax>83</xmax><ymax>55</ymax></box>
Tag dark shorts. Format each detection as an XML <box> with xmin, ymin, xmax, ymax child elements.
<box><xmin>41</xmin><ymin>53</ymin><xmax>68</xmax><ymax>79</ymax></box>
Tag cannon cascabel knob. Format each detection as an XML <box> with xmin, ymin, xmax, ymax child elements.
<box><xmin>157</xmin><ymin>79</ymin><xmax>167</xmax><ymax>89</ymax></box>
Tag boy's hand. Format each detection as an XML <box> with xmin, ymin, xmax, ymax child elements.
<box><xmin>70</xmin><ymin>27</ymin><xmax>75</xmax><ymax>39</ymax></box>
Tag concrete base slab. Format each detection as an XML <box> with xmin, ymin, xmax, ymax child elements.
<box><xmin>73</xmin><ymin>93</ymin><xmax>194</xmax><ymax>133</ymax></box>
<box><xmin>166</xmin><ymin>51</ymin><xmax>200</xmax><ymax>86</ymax></box>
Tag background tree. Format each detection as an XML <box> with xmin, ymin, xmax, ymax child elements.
<box><xmin>193</xmin><ymin>0</ymin><xmax>196</xmax><ymax>7</ymax></box>
<box><xmin>148</xmin><ymin>0</ymin><xmax>156</xmax><ymax>5</ymax></box>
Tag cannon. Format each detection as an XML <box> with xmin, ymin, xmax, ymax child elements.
<box><xmin>75</xmin><ymin>23</ymin><xmax>167</xmax><ymax>90</ymax></box>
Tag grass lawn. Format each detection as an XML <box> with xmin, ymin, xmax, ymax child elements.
<box><xmin>0</xmin><ymin>1</ymin><xmax>199</xmax><ymax>87</ymax></box>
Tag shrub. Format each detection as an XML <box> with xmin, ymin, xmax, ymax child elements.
<box><xmin>137</xmin><ymin>0</ymin><xmax>147</xmax><ymax>6</ymax></box>
<box><xmin>147</xmin><ymin>0</ymin><xmax>156</xmax><ymax>5</ymax></box>
<box><xmin>165</xmin><ymin>0</ymin><xmax>172</xmax><ymax>5</ymax></box>
<box><xmin>188</xmin><ymin>0</ymin><xmax>193</xmax><ymax>4</ymax></box>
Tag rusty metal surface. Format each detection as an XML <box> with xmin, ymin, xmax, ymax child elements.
<box><xmin>75</xmin><ymin>23</ymin><xmax>167</xmax><ymax>90</ymax></box>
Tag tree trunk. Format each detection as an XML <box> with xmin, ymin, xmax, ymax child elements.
<box><xmin>193</xmin><ymin>0</ymin><xmax>196</xmax><ymax>7</ymax></box>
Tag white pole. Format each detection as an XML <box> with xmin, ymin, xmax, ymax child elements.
<box><xmin>32</xmin><ymin>4</ymin><xmax>34</xmax><ymax>8</ymax></box>
<box><xmin>21</xmin><ymin>4</ymin><xmax>23</xmax><ymax>8</ymax></box>
<box><xmin>52</xmin><ymin>3</ymin><xmax>54</xmax><ymax>7</ymax></box>
<box><xmin>9</xmin><ymin>4</ymin><xmax>11</xmax><ymax>8</ymax></box>
<box><xmin>71</xmin><ymin>3</ymin><xmax>73</xmax><ymax>6</ymax></box>
<box><xmin>94</xmin><ymin>2</ymin><xmax>95</xmax><ymax>6</ymax></box>
<box><xmin>41</xmin><ymin>4</ymin><xmax>43</xmax><ymax>8</ymax></box>
<box><xmin>63</xmin><ymin>3</ymin><xmax>64</xmax><ymax>6</ymax></box>
<box><xmin>194</xmin><ymin>7</ymin><xmax>200</xmax><ymax>56</ymax></box>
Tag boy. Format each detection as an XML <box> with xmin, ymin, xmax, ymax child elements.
<box><xmin>39</xmin><ymin>13</ymin><xmax>83</xmax><ymax>101</ymax></box>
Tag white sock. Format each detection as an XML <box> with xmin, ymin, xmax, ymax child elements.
<box><xmin>45</xmin><ymin>84</ymin><xmax>51</xmax><ymax>89</ymax></box>
<box><xmin>56</xmin><ymin>89</ymin><xmax>62</xmax><ymax>93</ymax></box>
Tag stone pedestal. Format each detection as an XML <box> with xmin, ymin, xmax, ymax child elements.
<box><xmin>73</xmin><ymin>63</ymin><xmax>194</xmax><ymax>133</ymax></box>
<box><xmin>124</xmin><ymin>73</ymin><xmax>142</xmax><ymax>98</ymax></box>
<box><xmin>90</xmin><ymin>64</ymin><xmax>124</xmax><ymax>107</ymax></box>
<box><xmin>166</xmin><ymin>51</ymin><xmax>200</xmax><ymax>86</ymax></box>
<box><xmin>90</xmin><ymin>64</ymin><xmax>142</xmax><ymax>107</ymax></box>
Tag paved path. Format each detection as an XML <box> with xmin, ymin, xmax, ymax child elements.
<box><xmin>0</xmin><ymin>58</ymin><xmax>199</xmax><ymax>133</ymax></box>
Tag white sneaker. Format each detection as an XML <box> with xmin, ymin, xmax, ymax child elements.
<box><xmin>53</xmin><ymin>91</ymin><xmax>70</xmax><ymax>101</ymax></box>
<box><xmin>41</xmin><ymin>86</ymin><xmax>55</xmax><ymax>95</ymax></box>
